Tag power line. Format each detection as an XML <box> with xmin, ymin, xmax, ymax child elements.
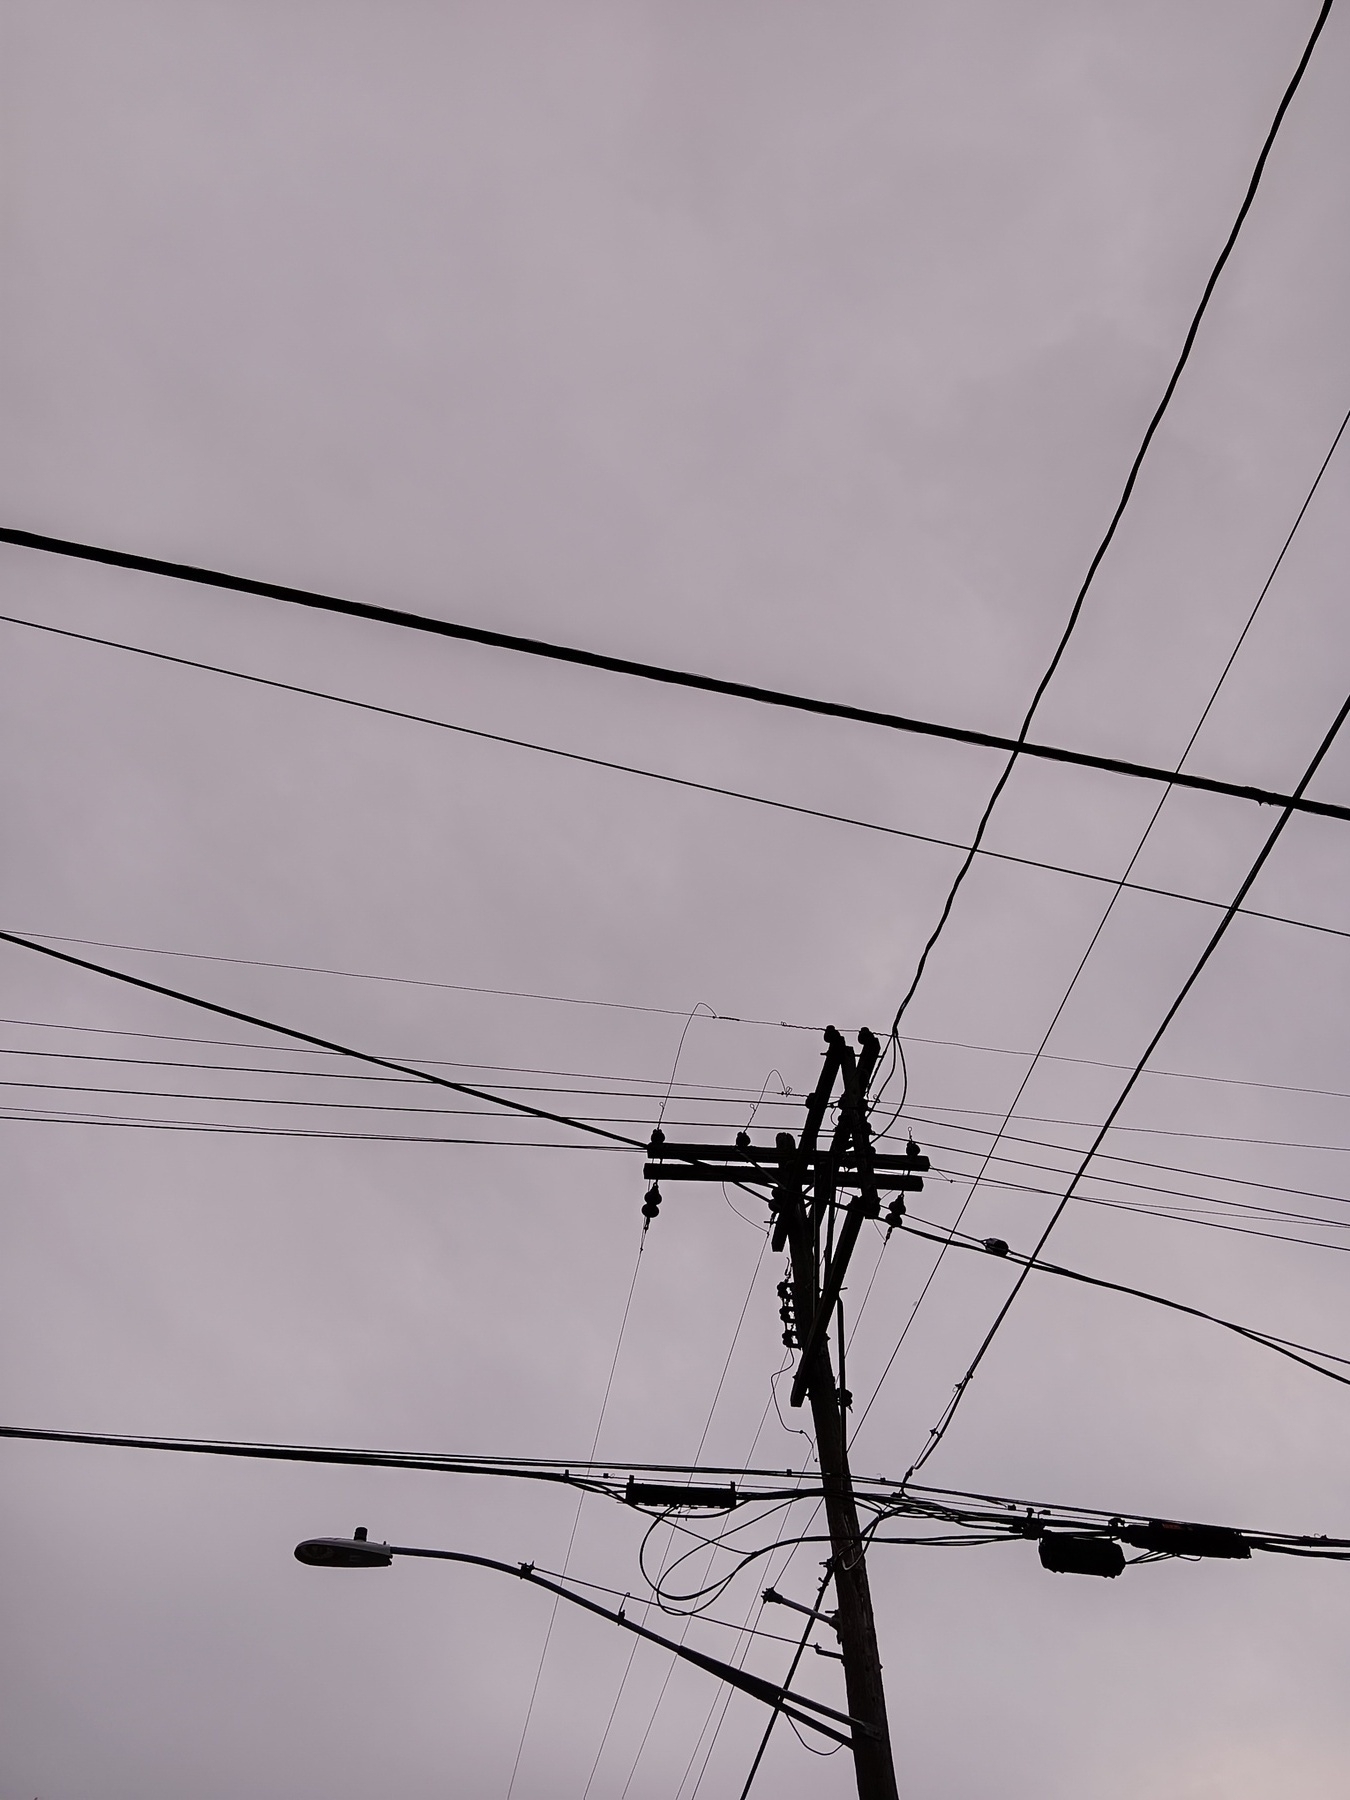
<box><xmin>0</xmin><ymin>1016</ymin><xmax>801</xmax><ymax>1092</ymax></box>
<box><xmin>28</xmin><ymin>1037</ymin><xmax>1350</xmax><ymax>1150</ymax></box>
<box><xmin>505</xmin><ymin>1229</ymin><xmax>647</xmax><ymax>1799</ymax></box>
<box><xmin>4</xmin><ymin>920</ymin><xmax>808</xmax><ymax>1027</ymax></box>
<box><xmin>13</xmin><ymin>947</ymin><xmax>1350</xmax><ymax>1103</ymax></box>
<box><xmin>0</xmin><ymin>1074</ymin><xmax>783</xmax><ymax>1119</ymax></box>
<box><xmin>894</xmin><ymin>1218</ymin><xmax>1350</xmax><ymax>1388</ymax></box>
<box><xmin>12</xmin><ymin>1422</ymin><xmax>1350</xmax><ymax>1553</ymax></box>
<box><xmin>7</xmin><ymin>1101</ymin><xmax>1350</xmax><ymax>1261</ymax></box>
<box><xmin>0</xmin><ymin>928</ymin><xmax>669</xmax><ymax>1156</ymax></box>
<box><xmin>2</xmin><ymin>543</ymin><xmax>1348</xmax><ymax>827</ymax></box>
<box><xmin>910</xmin><ymin>1115</ymin><xmax>1350</xmax><ymax>1220</ymax></box>
<box><xmin>7</xmin><ymin>1068</ymin><xmax>1344</xmax><ymax>1220</ymax></box>
<box><xmin>890</xmin><ymin>682</ymin><xmax>1350</xmax><ymax>1475</ymax></box>
<box><xmin>0</xmin><ymin>1045</ymin><xmax>791</xmax><ymax>1101</ymax></box>
<box><xmin>873</xmin><ymin>393</ymin><xmax>1350</xmax><ymax>1380</ymax></box>
<box><xmin>7</xmin><ymin>613</ymin><xmax>1349</xmax><ymax>949</ymax></box>
<box><xmin>579</xmin><ymin>1195</ymin><xmax>772</xmax><ymax>1793</ymax></box>
<box><xmin>906</xmin><ymin>1099</ymin><xmax>1350</xmax><ymax>1154</ymax></box>
<box><xmin>887</xmin><ymin>0</ymin><xmax>1338</xmax><ymax>1032</ymax></box>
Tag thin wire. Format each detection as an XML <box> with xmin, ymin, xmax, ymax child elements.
<box><xmin>911</xmin><ymin>1120</ymin><xmax>1350</xmax><ymax>1219</ymax></box>
<box><xmin>0</xmin><ymin>929</ymin><xmax>648</xmax><ymax>1149</ymax></box>
<box><xmin>7</xmin><ymin>613</ymin><xmax>1350</xmax><ymax>947</ymax></box>
<box><xmin>898</xmin><ymin>684</ymin><xmax>1350</xmax><ymax>1474</ymax></box>
<box><xmin>677</xmin><ymin>1472</ymin><xmax>824</xmax><ymax>1800</ymax></box>
<box><xmin>737</xmin><ymin>1566</ymin><xmax>835</xmax><ymax>1798</ymax></box>
<box><xmin>15</xmin><ymin>986</ymin><xmax>1350</xmax><ymax>1108</ymax></box>
<box><xmin>579</xmin><ymin>1224</ymin><xmax>770</xmax><ymax>1790</ymax></box>
<box><xmin>894</xmin><ymin>1218</ymin><xmax>1350</xmax><ymax>1387</ymax></box>
<box><xmin>617</xmin><ymin>1397</ymin><xmax>796</xmax><ymax>1796</ymax></box>
<box><xmin>657</xmin><ymin>1004</ymin><xmax>716</xmax><ymax>1129</ymax></box>
<box><xmin>0</xmin><ymin>1041</ymin><xmax>791</xmax><ymax>1098</ymax></box>
<box><xmin>4</xmin><ymin>554</ymin><xmax>1347</xmax><ymax>821</ymax></box>
<box><xmin>864</xmin><ymin>395</ymin><xmax>1350</xmax><ymax>1418</ymax></box>
<box><xmin>0</xmin><ymin>929</ymin><xmax>795</xmax><ymax>1208</ymax></box>
<box><xmin>505</xmin><ymin>1228</ymin><xmax>646</xmax><ymax>1799</ymax></box>
<box><xmin>889</xmin><ymin>0</ymin><xmax>1338</xmax><ymax>1032</ymax></box>
<box><xmin>2</xmin><ymin>921</ymin><xmax>816</xmax><ymax>1029</ymax></box>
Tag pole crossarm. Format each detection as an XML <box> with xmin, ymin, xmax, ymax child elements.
<box><xmin>383</xmin><ymin>1544</ymin><xmax>869</xmax><ymax>1746</ymax></box>
<box><xmin>788</xmin><ymin>1036</ymin><xmax>928</xmax><ymax>1411</ymax></box>
<box><xmin>3</xmin><ymin>526</ymin><xmax>1347</xmax><ymax>824</ymax></box>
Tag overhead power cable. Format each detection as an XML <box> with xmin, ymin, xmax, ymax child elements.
<box><xmin>0</xmin><ymin>927</ymin><xmax>647</xmax><ymax>1150</ymax></box>
<box><xmin>6</xmin><ymin>613</ymin><xmax>1348</xmax><ymax>948</ymax></box>
<box><xmin>887</xmin><ymin>0</ymin><xmax>1338</xmax><ymax>1030</ymax></box>
<box><xmin>873</xmin><ymin>396</ymin><xmax>1350</xmax><ymax>1367</ymax></box>
<box><xmin>2</xmin><ymin>923</ymin><xmax>822</xmax><ymax>1030</ymax></box>
<box><xmin>24</xmin><ymin>1035</ymin><xmax>1350</xmax><ymax>1154</ymax></box>
<box><xmin>12</xmin><ymin>942</ymin><xmax>1350</xmax><ymax>1104</ymax></box>
<box><xmin>8</xmin><ymin>1067</ymin><xmax>1345</xmax><ymax>1222</ymax></box>
<box><xmin>7</xmin><ymin>1107</ymin><xmax>1349</xmax><ymax>1259</ymax></box>
<box><xmin>6</xmin><ymin>1423</ymin><xmax>1349</xmax><ymax>1565</ymax></box>
<box><xmin>1</xmin><ymin>537</ymin><xmax>1347</xmax><ymax>825</ymax></box>
<box><xmin>892</xmin><ymin>680</ymin><xmax>1350</xmax><ymax>1475</ymax></box>
<box><xmin>895</xmin><ymin>1219</ymin><xmax>1350</xmax><ymax>1389</ymax></box>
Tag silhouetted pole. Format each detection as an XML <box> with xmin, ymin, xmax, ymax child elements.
<box><xmin>644</xmin><ymin>1026</ymin><xmax>923</xmax><ymax>1797</ymax></box>
<box><xmin>776</xmin><ymin>1028</ymin><xmax>899</xmax><ymax>1800</ymax></box>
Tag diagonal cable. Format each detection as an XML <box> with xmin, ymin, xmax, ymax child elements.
<box><xmin>903</xmin><ymin>682</ymin><xmax>1350</xmax><ymax>1477</ymax></box>
<box><xmin>889</xmin><ymin>0</ymin><xmax>1337</xmax><ymax>1032</ymax></box>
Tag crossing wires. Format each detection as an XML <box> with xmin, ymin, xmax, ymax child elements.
<box><xmin>887</xmin><ymin>0</ymin><xmax>1338</xmax><ymax>1035</ymax></box>
<box><xmin>898</xmin><ymin>681</ymin><xmax>1350</xmax><ymax>1479</ymax></box>
<box><xmin>863</xmin><ymin>398</ymin><xmax>1350</xmax><ymax>1415</ymax></box>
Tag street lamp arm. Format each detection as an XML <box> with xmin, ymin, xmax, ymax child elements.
<box><xmin>384</xmin><ymin>1543</ymin><xmax>869</xmax><ymax>1747</ymax></box>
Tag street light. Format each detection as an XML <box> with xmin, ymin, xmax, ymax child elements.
<box><xmin>294</xmin><ymin>1529</ymin><xmax>868</xmax><ymax>1750</ymax></box>
<box><xmin>295</xmin><ymin>1526</ymin><xmax>393</xmax><ymax>1569</ymax></box>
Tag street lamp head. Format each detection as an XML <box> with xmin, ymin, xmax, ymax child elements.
<box><xmin>295</xmin><ymin>1527</ymin><xmax>394</xmax><ymax>1569</ymax></box>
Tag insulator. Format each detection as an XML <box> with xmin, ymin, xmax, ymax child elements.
<box><xmin>735</xmin><ymin>1131</ymin><xmax>751</xmax><ymax>1149</ymax></box>
<box><xmin>641</xmin><ymin>1182</ymin><xmax>662</xmax><ymax>1220</ymax></box>
<box><xmin>884</xmin><ymin>1197</ymin><xmax>906</xmax><ymax>1228</ymax></box>
<box><xmin>983</xmin><ymin>1237</ymin><xmax>1009</xmax><ymax>1257</ymax></box>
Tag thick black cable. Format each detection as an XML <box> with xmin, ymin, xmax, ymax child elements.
<box><xmin>10</xmin><ymin>615</ymin><xmax>1347</xmax><ymax>946</ymax></box>
<box><xmin>888</xmin><ymin>0</ymin><xmax>1338</xmax><ymax>1031</ymax></box>
<box><xmin>0</xmin><ymin>550</ymin><xmax>1346</xmax><ymax>825</ymax></box>
<box><xmin>899</xmin><ymin>684</ymin><xmax>1350</xmax><ymax>1474</ymax></box>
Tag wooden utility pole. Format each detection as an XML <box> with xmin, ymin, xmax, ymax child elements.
<box><xmin>645</xmin><ymin>1026</ymin><xmax>926</xmax><ymax>1800</ymax></box>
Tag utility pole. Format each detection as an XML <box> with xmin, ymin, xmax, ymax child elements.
<box><xmin>644</xmin><ymin>1027</ymin><xmax>927</xmax><ymax>1800</ymax></box>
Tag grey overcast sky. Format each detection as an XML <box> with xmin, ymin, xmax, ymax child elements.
<box><xmin>3</xmin><ymin>3</ymin><xmax>1350</xmax><ymax>1796</ymax></box>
